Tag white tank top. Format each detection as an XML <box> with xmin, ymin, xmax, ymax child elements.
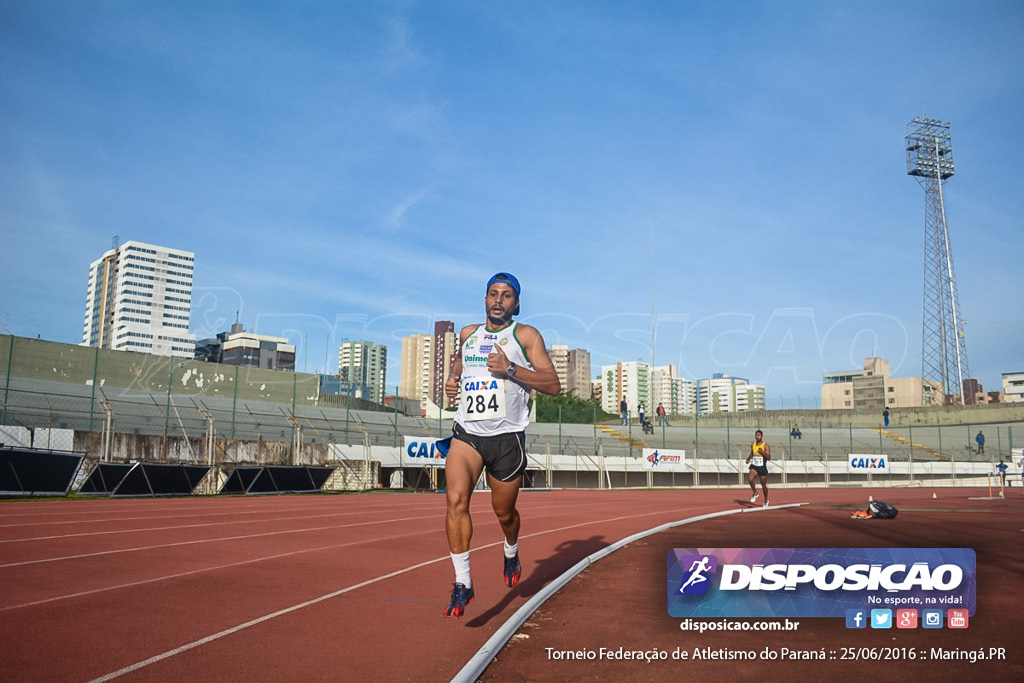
<box><xmin>454</xmin><ymin>322</ymin><xmax>532</xmax><ymax>435</ymax></box>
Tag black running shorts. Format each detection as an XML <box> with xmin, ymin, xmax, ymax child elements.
<box><xmin>749</xmin><ymin>464</ymin><xmax>769</xmax><ymax>477</ymax></box>
<box><xmin>452</xmin><ymin>423</ymin><xmax>527</xmax><ymax>482</ymax></box>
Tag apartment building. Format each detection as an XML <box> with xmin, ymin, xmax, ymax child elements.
<box><xmin>82</xmin><ymin>240</ymin><xmax>195</xmax><ymax>358</ymax></box>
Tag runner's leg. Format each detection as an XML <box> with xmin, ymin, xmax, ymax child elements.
<box><xmin>488</xmin><ymin>473</ymin><xmax>522</xmax><ymax>545</ymax></box>
<box><xmin>442</xmin><ymin>439</ymin><xmax>485</xmax><ymax>616</ymax></box>
<box><xmin>445</xmin><ymin>440</ymin><xmax>485</xmax><ymax>554</ymax></box>
<box><xmin>490</xmin><ymin>472</ymin><xmax>523</xmax><ymax>587</ymax></box>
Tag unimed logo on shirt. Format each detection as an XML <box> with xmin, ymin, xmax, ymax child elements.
<box><xmin>667</xmin><ymin>548</ymin><xmax>976</xmax><ymax>619</ymax></box>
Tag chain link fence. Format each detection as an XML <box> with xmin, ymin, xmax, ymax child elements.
<box><xmin>2</xmin><ymin>334</ymin><xmax>1022</xmax><ymax>492</ymax></box>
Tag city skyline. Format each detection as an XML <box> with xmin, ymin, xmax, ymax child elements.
<box><xmin>2</xmin><ymin>2</ymin><xmax>1022</xmax><ymax>407</ymax></box>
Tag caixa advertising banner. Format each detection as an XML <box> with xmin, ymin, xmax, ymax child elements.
<box><xmin>848</xmin><ymin>453</ymin><xmax>888</xmax><ymax>473</ymax></box>
<box><xmin>641</xmin><ymin>448</ymin><xmax>687</xmax><ymax>472</ymax></box>
<box><xmin>667</xmin><ymin>548</ymin><xmax>975</xmax><ymax>618</ymax></box>
<box><xmin>403</xmin><ymin>436</ymin><xmax>447</xmax><ymax>468</ymax></box>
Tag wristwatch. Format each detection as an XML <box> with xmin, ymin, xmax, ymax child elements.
<box><xmin>506</xmin><ymin>362</ymin><xmax>517</xmax><ymax>377</ymax></box>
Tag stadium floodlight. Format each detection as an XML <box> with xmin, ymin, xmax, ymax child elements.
<box><xmin>906</xmin><ymin>117</ymin><xmax>970</xmax><ymax>405</ymax></box>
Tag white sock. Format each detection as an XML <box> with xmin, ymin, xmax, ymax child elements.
<box><xmin>503</xmin><ymin>540</ymin><xmax>519</xmax><ymax>558</ymax></box>
<box><xmin>450</xmin><ymin>551</ymin><xmax>471</xmax><ymax>587</ymax></box>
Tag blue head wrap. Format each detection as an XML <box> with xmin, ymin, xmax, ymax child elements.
<box><xmin>486</xmin><ymin>272</ymin><xmax>521</xmax><ymax>316</ymax></box>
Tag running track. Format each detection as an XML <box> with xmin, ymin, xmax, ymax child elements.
<box><xmin>1</xmin><ymin>488</ymin><xmax>1021</xmax><ymax>681</ymax></box>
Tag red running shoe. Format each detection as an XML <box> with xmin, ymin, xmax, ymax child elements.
<box><xmin>444</xmin><ymin>582</ymin><xmax>474</xmax><ymax>618</ymax></box>
<box><xmin>503</xmin><ymin>553</ymin><xmax>521</xmax><ymax>588</ymax></box>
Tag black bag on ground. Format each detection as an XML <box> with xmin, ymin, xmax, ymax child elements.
<box><xmin>868</xmin><ymin>500</ymin><xmax>899</xmax><ymax>519</ymax></box>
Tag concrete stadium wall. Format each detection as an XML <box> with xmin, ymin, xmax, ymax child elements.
<box><xmin>2</xmin><ymin>334</ymin><xmax>319</xmax><ymax>404</ymax></box>
<box><xmin>72</xmin><ymin>430</ymin><xmax>343</xmax><ymax>467</ymax></box>
<box><xmin>6</xmin><ymin>334</ymin><xmax>1021</xmax><ymax>497</ymax></box>
<box><xmin>6</xmin><ymin>334</ymin><xmax>1020</xmax><ymax>428</ymax></box>
<box><xmin>67</xmin><ymin>431</ymin><xmax>382</xmax><ymax>492</ymax></box>
<box><xmin>8</xmin><ymin>425</ymin><xmax>1011</xmax><ymax>496</ymax></box>
<box><xmin>0</xmin><ymin>334</ymin><xmax>389</xmax><ymax>413</ymax></box>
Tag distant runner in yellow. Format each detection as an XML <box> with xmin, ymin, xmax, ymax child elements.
<box><xmin>745</xmin><ymin>429</ymin><xmax>771</xmax><ymax>507</ymax></box>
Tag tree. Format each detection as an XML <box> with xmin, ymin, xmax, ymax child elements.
<box><xmin>535</xmin><ymin>391</ymin><xmax>617</xmax><ymax>424</ymax></box>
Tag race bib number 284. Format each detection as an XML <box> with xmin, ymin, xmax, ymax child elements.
<box><xmin>462</xmin><ymin>378</ymin><xmax>507</xmax><ymax>421</ymax></box>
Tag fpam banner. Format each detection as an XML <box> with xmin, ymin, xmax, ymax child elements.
<box><xmin>848</xmin><ymin>453</ymin><xmax>888</xmax><ymax>474</ymax></box>
<box><xmin>403</xmin><ymin>436</ymin><xmax>447</xmax><ymax>468</ymax></box>
<box><xmin>641</xmin><ymin>448</ymin><xmax>687</xmax><ymax>472</ymax></box>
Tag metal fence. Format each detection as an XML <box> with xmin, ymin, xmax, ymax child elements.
<box><xmin>4</xmin><ymin>332</ymin><xmax>1024</xmax><ymax>495</ymax></box>
<box><xmin>3</xmin><ymin>378</ymin><xmax>1021</xmax><ymax>460</ymax></box>
<box><xmin>1</xmin><ymin>379</ymin><xmax>407</xmax><ymax>448</ymax></box>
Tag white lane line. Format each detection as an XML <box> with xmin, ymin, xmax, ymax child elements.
<box><xmin>0</xmin><ymin>503</ymin><xmax>426</xmax><ymax>529</ymax></box>
<box><xmin>452</xmin><ymin>503</ymin><xmax>808</xmax><ymax>683</ymax></box>
<box><xmin>6</xmin><ymin>497</ymin><xmax>663</xmax><ymax>610</ymax></box>
<box><xmin>0</xmin><ymin>505</ymin><xmax>440</xmax><ymax>543</ymax></box>
<box><xmin>86</xmin><ymin>506</ymin><xmax>713</xmax><ymax>681</ymax></box>
<box><xmin>0</xmin><ymin>515</ymin><xmax>430</xmax><ymax>568</ymax></box>
<box><xmin>87</xmin><ymin>553</ymin><xmax>456</xmax><ymax>683</ymax></box>
<box><xmin>1</xmin><ymin>527</ymin><xmax>433</xmax><ymax>612</ymax></box>
<box><xmin>0</xmin><ymin>496</ymin><xmax>669</xmax><ymax>563</ymax></box>
<box><xmin>0</xmin><ymin>496</ymin><xmax>439</xmax><ymax>526</ymax></box>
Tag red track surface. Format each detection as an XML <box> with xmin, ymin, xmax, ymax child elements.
<box><xmin>1</xmin><ymin>487</ymin><xmax>1021</xmax><ymax>681</ymax></box>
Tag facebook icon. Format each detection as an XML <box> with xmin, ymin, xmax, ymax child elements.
<box><xmin>845</xmin><ymin>609</ymin><xmax>866</xmax><ymax>629</ymax></box>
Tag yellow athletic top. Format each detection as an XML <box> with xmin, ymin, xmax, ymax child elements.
<box><xmin>750</xmin><ymin>442</ymin><xmax>767</xmax><ymax>467</ymax></box>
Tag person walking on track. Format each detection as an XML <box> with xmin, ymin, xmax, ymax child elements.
<box><xmin>441</xmin><ymin>272</ymin><xmax>561</xmax><ymax>618</ymax></box>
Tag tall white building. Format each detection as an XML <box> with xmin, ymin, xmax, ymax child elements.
<box><xmin>651</xmin><ymin>365</ymin><xmax>696</xmax><ymax>416</ymax></box>
<box><xmin>82</xmin><ymin>240</ymin><xmax>195</xmax><ymax>358</ymax></box>
<box><xmin>338</xmin><ymin>340</ymin><xmax>388</xmax><ymax>403</ymax></box>
<box><xmin>432</xmin><ymin>321</ymin><xmax>457</xmax><ymax>408</ymax></box>
<box><xmin>697</xmin><ymin>373</ymin><xmax>765</xmax><ymax>413</ymax></box>
<box><xmin>600</xmin><ymin>361</ymin><xmax>651</xmax><ymax>417</ymax></box>
<box><xmin>551</xmin><ymin>345</ymin><xmax>570</xmax><ymax>394</ymax></box>
<box><xmin>400</xmin><ymin>334</ymin><xmax>434</xmax><ymax>405</ymax></box>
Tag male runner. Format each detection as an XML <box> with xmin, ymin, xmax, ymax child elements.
<box><xmin>745</xmin><ymin>429</ymin><xmax>771</xmax><ymax>507</ymax></box>
<box><xmin>441</xmin><ymin>272</ymin><xmax>560</xmax><ymax>618</ymax></box>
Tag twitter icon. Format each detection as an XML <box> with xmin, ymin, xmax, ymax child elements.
<box><xmin>870</xmin><ymin>609</ymin><xmax>892</xmax><ymax>629</ymax></box>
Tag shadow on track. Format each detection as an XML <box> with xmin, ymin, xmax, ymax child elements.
<box><xmin>465</xmin><ymin>535</ymin><xmax>608</xmax><ymax>628</ymax></box>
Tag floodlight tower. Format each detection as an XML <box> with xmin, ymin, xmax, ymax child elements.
<box><xmin>905</xmin><ymin>117</ymin><xmax>970</xmax><ymax>405</ymax></box>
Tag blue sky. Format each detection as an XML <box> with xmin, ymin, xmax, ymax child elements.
<box><xmin>2</xmin><ymin>1</ymin><xmax>1022</xmax><ymax>407</ymax></box>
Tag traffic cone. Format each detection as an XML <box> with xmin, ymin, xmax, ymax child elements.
<box><xmin>868</xmin><ymin>495</ymin><xmax>873</xmax><ymax>502</ymax></box>
<box><xmin>932</xmin><ymin>492</ymin><xmax>937</xmax><ymax>499</ymax></box>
